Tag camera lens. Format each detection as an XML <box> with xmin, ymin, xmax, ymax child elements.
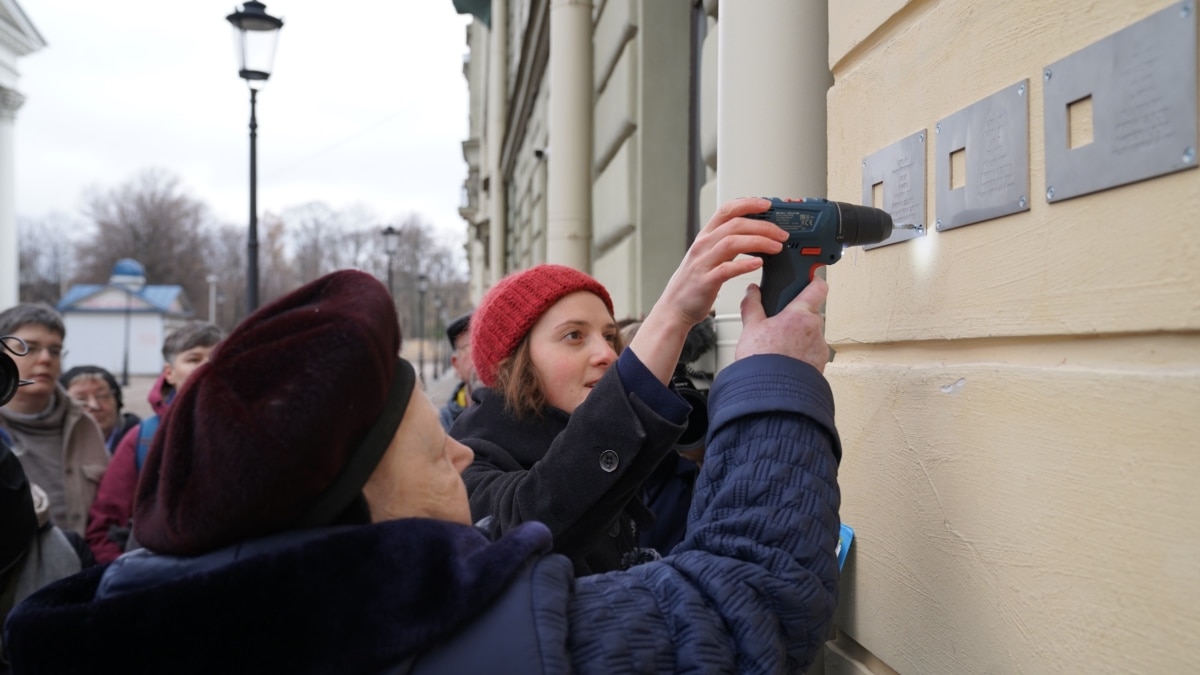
<box><xmin>673</xmin><ymin>386</ymin><xmax>708</xmax><ymax>452</ymax></box>
<box><xmin>0</xmin><ymin>353</ymin><xmax>19</xmax><ymax>408</ymax></box>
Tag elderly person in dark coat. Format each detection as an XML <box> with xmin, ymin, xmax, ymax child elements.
<box><xmin>5</xmin><ymin>258</ymin><xmax>841</xmax><ymax>673</ymax></box>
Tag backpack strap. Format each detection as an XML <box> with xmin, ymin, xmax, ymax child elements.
<box><xmin>135</xmin><ymin>415</ymin><xmax>160</xmax><ymax>472</ymax></box>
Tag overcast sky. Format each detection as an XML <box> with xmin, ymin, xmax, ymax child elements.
<box><xmin>13</xmin><ymin>0</ymin><xmax>473</xmax><ymax>247</ymax></box>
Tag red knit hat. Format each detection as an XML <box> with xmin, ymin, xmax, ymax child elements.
<box><xmin>133</xmin><ymin>270</ymin><xmax>415</xmax><ymax>556</ymax></box>
<box><xmin>471</xmin><ymin>264</ymin><xmax>613</xmax><ymax>387</ymax></box>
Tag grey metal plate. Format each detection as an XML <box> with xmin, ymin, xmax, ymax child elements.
<box><xmin>1043</xmin><ymin>1</ymin><xmax>1198</xmax><ymax>203</ymax></box>
<box><xmin>861</xmin><ymin>130</ymin><xmax>927</xmax><ymax>250</ymax></box>
<box><xmin>935</xmin><ymin>80</ymin><xmax>1031</xmax><ymax>231</ymax></box>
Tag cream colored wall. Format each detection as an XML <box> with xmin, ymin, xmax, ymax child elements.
<box><xmin>826</xmin><ymin>0</ymin><xmax>1200</xmax><ymax>672</ymax></box>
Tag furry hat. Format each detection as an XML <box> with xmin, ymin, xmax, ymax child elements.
<box><xmin>471</xmin><ymin>264</ymin><xmax>613</xmax><ymax>387</ymax></box>
<box><xmin>60</xmin><ymin>365</ymin><xmax>124</xmax><ymax>410</ymax></box>
<box><xmin>133</xmin><ymin>270</ymin><xmax>415</xmax><ymax>556</ymax></box>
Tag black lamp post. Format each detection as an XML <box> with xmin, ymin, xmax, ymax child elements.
<box><xmin>111</xmin><ymin>259</ymin><xmax>146</xmax><ymax>386</ymax></box>
<box><xmin>227</xmin><ymin>1</ymin><xmax>284</xmax><ymax>313</ymax></box>
<box><xmin>382</xmin><ymin>226</ymin><xmax>399</xmax><ymax>297</ymax></box>
<box><xmin>417</xmin><ymin>273</ymin><xmax>428</xmax><ymax>385</ymax></box>
<box><xmin>433</xmin><ymin>294</ymin><xmax>443</xmax><ymax>377</ymax></box>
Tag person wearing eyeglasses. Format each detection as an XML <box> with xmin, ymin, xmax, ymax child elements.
<box><xmin>60</xmin><ymin>365</ymin><xmax>141</xmax><ymax>455</ymax></box>
<box><xmin>0</xmin><ymin>304</ymin><xmax>108</xmax><ymax>542</ymax></box>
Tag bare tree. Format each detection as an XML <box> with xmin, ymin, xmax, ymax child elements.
<box><xmin>17</xmin><ymin>213</ymin><xmax>78</xmax><ymax>305</ymax></box>
<box><xmin>259</xmin><ymin>213</ymin><xmax>298</xmax><ymax>305</ymax></box>
<box><xmin>203</xmin><ymin>223</ymin><xmax>248</xmax><ymax>330</ymax></box>
<box><xmin>75</xmin><ymin>168</ymin><xmax>216</xmax><ymax>315</ymax></box>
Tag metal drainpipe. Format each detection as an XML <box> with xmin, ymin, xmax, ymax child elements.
<box><xmin>488</xmin><ymin>0</ymin><xmax>509</xmax><ymax>285</ymax></box>
<box><xmin>713</xmin><ymin>0</ymin><xmax>831</xmax><ymax>369</ymax></box>
<box><xmin>546</xmin><ymin>0</ymin><xmax>593</xmax><ymax>271</ymax></box>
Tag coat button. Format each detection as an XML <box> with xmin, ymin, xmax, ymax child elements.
<box><xmin>598</xmin><ymin>449</ymin><xmax>619</xmax><ymax>472</ymax></box>
<box><xmin>608</xmin><ymin>520</ymin><xmax>621</xmax><ymax>537</ymax></box>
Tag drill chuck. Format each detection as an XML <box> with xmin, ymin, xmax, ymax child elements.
<box><xmin>834</xmin><ymin>200</ymin><xmax>893</xmax><ymax>247</ymax></box>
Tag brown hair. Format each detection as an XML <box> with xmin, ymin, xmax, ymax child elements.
<box><xmin>493</xmin><ymin>327</ymin><xmax>625</xmax><ymax>421</ymax></box>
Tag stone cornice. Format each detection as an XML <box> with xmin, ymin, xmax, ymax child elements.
<box><xmin>0</xmin><ymin>85</ymin><xmax>24</xmax><ymax>119</ymax></box>
<box><xmin>0</xmin><ymin>1</ymin><xmax>47</xmax><ymax>57</ymax></box>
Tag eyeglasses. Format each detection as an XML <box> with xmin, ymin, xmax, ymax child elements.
<box><xmin>13</xmin><ymin>341</ymin><xmax>67</xmax><ymax>360</ymax></box>
<box><xmin>74</xmin><ymin>391</ymin><xmax>115</xmax><ymax>406</ymax></box>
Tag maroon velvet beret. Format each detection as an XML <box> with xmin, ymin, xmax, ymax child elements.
<box><xmin>133</xmin><ymin>270</ymin><xmax>414</xmax><ymax>556</ymax></box>
<box><xmin>471</xmin><ymin>264</ymin><xmax>613</xmax><ymax>388</ymax></box>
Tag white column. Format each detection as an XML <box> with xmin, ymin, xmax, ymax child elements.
<box><xmin>713</xmin><ymin>0</ymin><xmax>830</xmax><ymax>368</ymax></box>
<box><xmin>546</xmin><ymin>0</ymin><xmax>593</xmax><ymax>271</ymax></box>
<box><xmin>487</xmin><ymin>0</ymin><xmax>508</xmax><ymax>285</ymax></box>
<box><xmin>0</xmin><ymin>87</ymin><xmax>25</xmax><ymax>309</ymax></box>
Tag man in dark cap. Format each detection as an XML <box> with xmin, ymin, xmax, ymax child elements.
<box><xmin>439</xmin><ymin>311</ymin><xmax>474</xmax><ymax>431</ymax></box>
<box><xmin>5</xmin><ymin>241</ymin><xmax>843</xmax><ymax>673</ymax></box>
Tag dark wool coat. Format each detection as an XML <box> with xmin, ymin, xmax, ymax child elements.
<box><xmin>5</xmin><ymin>354</ymin><xmax>842</xmax><ymax>674</ymax></box>
<box><xmin>452</xmin><ymin>351</ymin><xmax>689</xmax><ymax>575</ymax></box>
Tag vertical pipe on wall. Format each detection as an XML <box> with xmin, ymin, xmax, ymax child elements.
<box><xmin>487</xmin><ymin>0</ymin><xmax>509</xmax><ymax>285</ymax></box>
<box><xmin>712</xmin><ymin>0</ymin><xmax>830</xmax><ymax>368</ymax></box>
<box><xmin>546</xmin><ymin>0</ymin><xmax>594</xmax><ymax>271</ymax></box>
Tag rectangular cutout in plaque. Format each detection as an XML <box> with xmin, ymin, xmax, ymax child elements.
<box><xmin>935</xmin><ymin>80</ymin><xmax>1030</xmax><ymax>231</ymax></box>
<box><xmin>861</xmin><ymin>130</ymin><xmax>927</xmax><ymax>250</ymax></box>
<box><xmin>1043</xmin><ymin>1</ymin><xmax>1198</xmax><ymax>203</ymax></box>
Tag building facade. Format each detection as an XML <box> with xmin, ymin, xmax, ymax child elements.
<box><xmin>0</xmin><ymin>0</ymin><xmax>44</xmax><ymax>309</ymax></box>
<box><xmin>456</xmin><ymin>0</ymin><xmax>1200</xmax><ymax>671</ymax></box>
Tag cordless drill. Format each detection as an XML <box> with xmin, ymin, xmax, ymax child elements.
<box><xmin>747</xmin><ymin>198</ymin><xmax>897</xmax><ymax>316</ymax></box>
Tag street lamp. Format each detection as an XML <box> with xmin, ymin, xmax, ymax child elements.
<box><xmin>111</xmin><ymin>258</ymin><xmax>146</xmax><ymax>387</ymax></box>
<box><xmin>381</xmin><ymin>226</ymin><xmax>399</xmax><ymax>297</ymax></box>
<box><xmin>227</xmin><ymin>1</ymin><xmax>284</xmax><ymax>313</ymax></box>
<box><xmin>417</xmin><ymin>273</ymin><xmax>428</xmax><ymax>385</ymax></box>
<box><xmin>433</xmin><ymin>294</ymin><xmax>443</xmax><ymax>377</ymax></box>
<box><xmin>206</xmin><ymin>274</ymin><xmax>218</xmax><ymax>324</ymax></box>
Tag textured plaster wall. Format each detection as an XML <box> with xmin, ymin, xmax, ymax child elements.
<box><xmin>825</xmin><ymin>0</ymin><xmax>1200</xmax><ymax>672</ymax></box>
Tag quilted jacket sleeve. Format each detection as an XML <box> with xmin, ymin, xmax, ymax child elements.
<box><xmin>564</xmin><ymin>354</ymin><xmax>842</xmax><ymax>674</ymax></box>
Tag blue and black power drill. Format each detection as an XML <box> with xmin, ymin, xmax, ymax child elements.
<box><xmin>746</xmin><ymin>198</ymin><xmax>903</xmax><ymax>316</ymax></box>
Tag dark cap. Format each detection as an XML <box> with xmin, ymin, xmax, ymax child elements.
<box><xmin>133</xmin><ymin>270</ymin><xmax>414</xmax><ymax>556</ymax></box>
<box><xmin>60</xmin><ymin>365</ymin><xmax>124</xmax><ymax>410</ymax></box>
<box><xmin>445</xmin><ymin>312</ymin><xmax>471</xmax><ymax>350</ymax></box>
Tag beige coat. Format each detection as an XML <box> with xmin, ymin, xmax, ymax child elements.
<box><xmin>1</xmin><ymin>385</ymin><xmax>108</xmax><ymax>537</ymax></box>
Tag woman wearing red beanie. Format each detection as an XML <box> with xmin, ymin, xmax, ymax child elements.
<box><xmin>453</xmin><ymin>196</ymin><xmax>802</xmax><ymax>575</ymax></box>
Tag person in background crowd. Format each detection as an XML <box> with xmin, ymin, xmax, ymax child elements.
<box><xmin>452</xmin><ymin>197</ymin><xmax>796</xmax><ymax>576</ymax></box>
<box><xmin>0</xmin><ymin>304</ymin><xmax>107</xmax><ymax>541</ymax></box>
<box><xmin>4</xmin><ymin>265</ymin><xmax>842</xmax><ymax>674</ymax></box>
<box><xmin>439</xmin><ymin>312</ymin><xmax>474</xmax><ymax>432</ymax></box>
<box><xmin>84</xmin><ymin>321</ymin><xmax>224</xmax><ymax>564</ymax></box>
<box><xmin>0</xmin><ymin>437</ymin><xmax>85</xmax><ymax>674</ymax></box>
<box><xmin>60</xmin><ymin>366</ymin><xmax>141</xmax><ymax>455</ymax></box>
<box><xmin>619</xmin><ymin>317</ymin><xmax>714</xmax><ymax>557</ymax></box>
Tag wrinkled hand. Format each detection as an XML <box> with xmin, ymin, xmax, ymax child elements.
<box><xmin>736</xmin><ymin>276</ymin><xmax>830</xmax><ymax>373</ymax></box>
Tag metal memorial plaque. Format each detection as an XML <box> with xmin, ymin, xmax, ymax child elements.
<box><xmin>1043</xmin><ymin>1</ymin><xmax>1198</xmax><ymax>203</ymax></box>
<box><xmin>861</xmin><ymin>130</ymin><xmax>927</xmax><ymax>250</ymax></box>
<box><xmin>935</xmin><ymin>80</ymin><xmax>1030</xmax><ymax>231</ymax></box>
